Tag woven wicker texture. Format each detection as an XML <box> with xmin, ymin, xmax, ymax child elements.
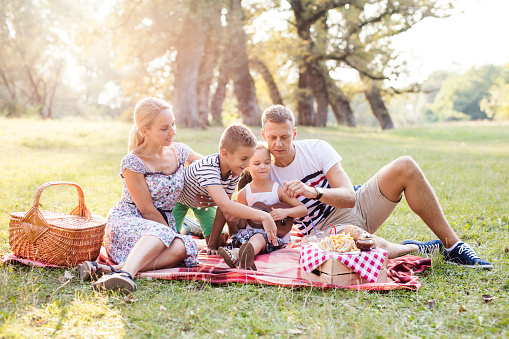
<box><xmin>9</xmin><ymin>181</ymin><xmax>106</xmax><ymax>266</ymax></box>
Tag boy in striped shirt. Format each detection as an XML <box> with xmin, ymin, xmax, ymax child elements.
<box><xmin>177</xmin><ymin>124</ymin><xmax>279</xmax><ymax>253</ymax></box>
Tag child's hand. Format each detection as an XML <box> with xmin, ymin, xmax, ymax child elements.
<box><xmin>201</xmin><ymin>246</ymin><xmax>219</xmax><ymax>256</ymax></box>
<box><xmin>269</xmin><ymin>208</ymin><xmax>288</xmax><ymax>221</ymax></box>
<box><xmin>261</xmin><ymin>214</ymin><xmax>278</xmax><ymax>246</ymax></box>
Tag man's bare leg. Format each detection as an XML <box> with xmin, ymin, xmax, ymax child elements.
<box><xmin>376</xmin><ymin>156</ymin><xmax>460</xmax><ymax>248</ymax></box>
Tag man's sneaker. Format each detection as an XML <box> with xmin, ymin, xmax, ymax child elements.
<box><xmin>401</xmin><ymin>239</ymin><xmax>443</xmax><ymax>256</ymax></box>
<box><xmin>443</xmin><ymin>242</ymin><xmax>493</xmax><ymax>269</ymax></box>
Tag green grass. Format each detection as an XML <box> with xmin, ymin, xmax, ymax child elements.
<box><xmin>0</xmin><ymin>118</ymin><xmax>508</xmax><ymax>338</ymax></box>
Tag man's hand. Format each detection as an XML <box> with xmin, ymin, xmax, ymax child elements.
<box><xmin>282</xmin><ymin>179</ymin><xmax>317</xmax><ymax>199</ymax></box>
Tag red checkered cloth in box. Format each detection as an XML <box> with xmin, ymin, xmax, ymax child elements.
<box><xmin>300</xmin><ymin>244</ymin><xmax>387</xmax><ymax>283</ymax></box>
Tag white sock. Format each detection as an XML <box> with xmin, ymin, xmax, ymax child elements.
<box><xmin>445</xmin><ymin>240</ymin><xmax>462</xmax><ymax>252</ymax></box>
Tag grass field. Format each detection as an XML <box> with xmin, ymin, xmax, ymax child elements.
<box><xmin>0</xmin><ymin>117</ymin><xmax>508</xmax><ymax>338</ymax></box>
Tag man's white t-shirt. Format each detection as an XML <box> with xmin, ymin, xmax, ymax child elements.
<box><xmin>269</xmin><ymin>139</ymin><xmax>341</xmax><ymax>233</ymax></box>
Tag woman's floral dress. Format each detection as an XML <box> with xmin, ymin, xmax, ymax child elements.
<box><xmin>104</xmin><ymin>142</ymin><xmax>198</xmax><ymax>267</ymax></box>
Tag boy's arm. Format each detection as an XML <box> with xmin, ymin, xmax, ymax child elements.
<box><xmin>205</xmin><ymin>207</ymin><xmax>229</xmax><ymax>254</ymax></box>
<box><xmin>207</xmin><ymin>185</ymin><xmax>278</xmax><ymax>246</ymax></box>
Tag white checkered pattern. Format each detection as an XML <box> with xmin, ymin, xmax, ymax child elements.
<box><xmin>300</xmin><ymin>245</ymin><xmax>387</xmax><ymax>283</ymax></box>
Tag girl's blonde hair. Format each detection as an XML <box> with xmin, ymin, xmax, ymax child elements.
<box><xmin>128</xmin><ymin>97</ymin><xmax>172</xmax><ymax>152</ymax></box>
<box><xmin>237</xmin><ymin>143</ymin><xmax>271</xmax><ymax>190</ymax></box>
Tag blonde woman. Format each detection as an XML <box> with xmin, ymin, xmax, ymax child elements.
<box><xmin>78</xmin><ymin>97</ymin><xmax>202</xmax><ymax>292</ymax></box>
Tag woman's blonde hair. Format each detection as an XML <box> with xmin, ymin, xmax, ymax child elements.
<box><xmin>128</xmin><ymin>97</ymin><xmax>172</xmax><ymax>152</ymax></box>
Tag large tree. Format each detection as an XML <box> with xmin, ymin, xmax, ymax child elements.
<box><xmin>283</xmin><ymin>0</ymin><xmax>453</xmax><ymax>129</ymax></box>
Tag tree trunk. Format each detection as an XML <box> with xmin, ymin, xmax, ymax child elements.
<box><xmin>310</xmin><ymin>62</ymin><xmax>329</xmax><ymax>127</ymax></box>
<box><xmin>297</xmin><ymin>66</ymin><xmax>315</xmax><ymax>126</ymax></box>
<box><xmin>197</xmin><ymin>2</ymin><xmax>222</xmax><ymax>128</ymax></box>
<box><xmin>227</xmin><ymin>0</ymin><xmax>260</xmax><ymax>126</ymax></box>
<box><xmin>324</xmin><ymin>70</ymin><xmax>356</xmax><ymax>127</ymax></box>
<box><xmin>210</xmin><ymin>54</ymin><xmax>229</xmax><ymax>126</ymax></box>
<box><xmin>174</xmin><ymin>5</ymin><xmax>208</xmax><ymax>128</ymax></box>
<box><xmin>290</xmin><ymin>0</ymin><xmax>330</xmax><ymax>127</ymax></box>
<box><xmin>331</xmin><ymin>94</ymin><xmax>356</xmax><ymax>127</ymax></box>
<box><xmin>197</xmin><ymin>38</ymin><xmax>218</xmax><ymax>128</ymax></box>
<box><xmin>362</xmin><ymin>77</ymin><xmax>394</xmax><ymax>130</ymax></box>
<box><xmin>249</xmin><ymin>57</ymin><xmax>283</xmax><ymax>105</ymax></box>
<box><xmin>210</xmin><ymin>29</ymin><xmax>231</xmax><ymax>127</ymax></box>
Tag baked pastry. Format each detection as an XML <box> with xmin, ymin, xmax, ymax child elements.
<box><xmin>356</xmin><ymin>233</ymin><xmax>375</xmax><ymax>251</ymax></box>
<box><xmin>340</xmin><ymin>225</ymin><xmax>364</xmax><ymax>241</ymax></box>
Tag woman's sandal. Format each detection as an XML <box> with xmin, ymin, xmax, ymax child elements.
<box><xmin>219</xmin><ymin>247</ymin><xmax>239</xmax><ymax>268</ymax></box>
<box><xmin>238</xmin><ymin>242</ymin><xmax>257</xmax><ymax>271</ymax></box>
<box><xmin>77</xmin><ymin>261</ymin><xmax>115</xmax><ymax>281</ymax></box>
<box><xmin>91</xmin><ymin>270</ymin><xmax>137</xmax><ymax>293</ymax></box>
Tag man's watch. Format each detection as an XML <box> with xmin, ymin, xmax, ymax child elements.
<box><xmin>314</xmin><ymin>186</ymin><xmax>324</xmax><ymax>200</ymax></box>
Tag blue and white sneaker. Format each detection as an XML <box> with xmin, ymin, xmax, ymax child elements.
<box><xmin>443</xmin><ymin>242</ymin><xmax>493</xmax><ymax>269</ymax></box>
<box><xmin>401</xmin><ymin>239</ymin><xmax>443</xmax><ymax>256</ymax></box>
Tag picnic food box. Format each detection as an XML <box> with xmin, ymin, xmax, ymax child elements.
<box><xmin>300</xmin><ymin>233</ymin><xmax>388</xmax><ymax>286</ymax></box>
<box><xmin>301</xmin><ymin>254</ymin><xmax>388</xmax><ymax>286</ymax></box>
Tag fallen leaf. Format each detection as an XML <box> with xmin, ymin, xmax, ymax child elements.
<box><xmin>160</xmin><ymin>305</ymin><xmax>167</xmax><ymax>312</ymax></box>
<box><xmin>288</xmin><ymin>329</ymin><xmax>303</xmax><ymax>334</ymax></box>
<box><xmin>481</xmin><ymin>294</ymin><xmax>496</xmax><ymax>303</ymax></box>
<box><xmin>217</xmin><ymin>330</ymin><xmax>225</xmax><ymax>334</ymax></box>
<box><xmin>124</xmin><ymin>294</ymin><xmax>139</xmax><ymax>303</ymax></box>
<box><xmin>428</xmin><ymin>299</ymin><xmax>437</xmax><ymax>309</ymax></box>
<box><xmin>63</xmin><ymin>270</ymin><xmax>74</xmax><ymax>280</ymax></box>
<box><xmin>505</xmin><ymin>247</ymin><xmax>509</xmax><ymax>253</ymax></box>
<box><xmin>37</xmin><ymin>319</ymin><xmax>48</xmax><ymax>326</ymax></box>
<box><xmin>459</xmin><ymin>305</ymin><xmax>467</xmax><ymax>313</ymax></box>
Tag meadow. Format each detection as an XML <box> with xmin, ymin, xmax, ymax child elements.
<box><xmin>0</xmin><ymin>117</ymin><xmax>508</xmax><ymax>338</ymax></box>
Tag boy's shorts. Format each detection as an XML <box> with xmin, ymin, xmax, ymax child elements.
<box><xmin>173</xmin><ymin>203</ymin><xmax>217</xmax><ymax>237</ymax></box>
<box><xmin>318</xmin><ymin>173</ymin><xmax>401</xmax><ymax>235</ymax></box>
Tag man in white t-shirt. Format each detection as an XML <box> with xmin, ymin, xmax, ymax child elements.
<box><xmin>261</xmin><ymin>105</ymin><xmax>492</xmax><ymax>269</ymax></box>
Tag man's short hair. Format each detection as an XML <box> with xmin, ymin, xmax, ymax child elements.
<box><xmin>219</xmin><ymin>124</ymin><xmax>258</xmax><ymax>153</ymax></box>
<box><xmin>261</xmin><ymin>105</ymin><xmax>295</xmax><ymax>127</ymax></box>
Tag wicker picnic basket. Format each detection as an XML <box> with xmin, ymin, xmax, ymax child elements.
<box><xmin>9</xmin><ymin>181</ymin><xmax>106</xmax><ymax>266</ymax></box>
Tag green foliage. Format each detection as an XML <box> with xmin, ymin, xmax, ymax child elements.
<box><xmin>480</xmin><ymin>70</ymin><xmax>509</xmax><ymax>120</ymax></box>
<box><xmin>425</xmin><ymin>64</ymin><xmax>509</xmax><ymax>122</ymax></box>
<box><xmin>1</xmin><ymin>118</ymin><xmax>508</xmax><ymax>337</ymax></box>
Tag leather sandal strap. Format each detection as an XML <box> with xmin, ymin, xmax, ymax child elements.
<box><xmin>116</xmin><ymin>270</ymin><xmax>134</xmax><ymax>281</ymax></box>
<box><xmin>223</xmin><ymin>248</ymin><xmax>239</xmax><ymax>266</ymax></box>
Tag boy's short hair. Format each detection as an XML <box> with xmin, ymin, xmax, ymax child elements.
<box><xmin>219</xmin><ymin>124</ymin><xmax>258</xmax><ymax>153</ymax></box>
<box><xmin>261</xmin><ymin>105</ymin><xmax>295</xmax><ymax>127</ymax></box>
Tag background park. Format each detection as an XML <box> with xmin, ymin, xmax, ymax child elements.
<box><xmin>1</xmin><ymin>0</ymin><xmax>508</xmax><ymax>337</ymax></box>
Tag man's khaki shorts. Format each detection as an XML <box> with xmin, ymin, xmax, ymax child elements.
<box><xmin>317</xmin><ymin>173</ymin><xmax>400</xmax><ymax>235</ymax></box>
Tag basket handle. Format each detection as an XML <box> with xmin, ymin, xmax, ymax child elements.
<box><xmin>31</xmin><ymin>181</ymin><xmax>92</xmax><ymax>218</ymax></box>
<box><xmin>19</xmin><ymin>182</ymin><xmax>92</xmax><ymax>243</ymax></box>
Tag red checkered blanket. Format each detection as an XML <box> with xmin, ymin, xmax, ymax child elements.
<box><xmin>2</xmin><ymin>245</ymin><xmax>431</xmax><ymax>291</ymax></box>
<box><xmin>300</xmin><ymin>245</ymin><xmax>387</xmax><ymax>283</ymax></box>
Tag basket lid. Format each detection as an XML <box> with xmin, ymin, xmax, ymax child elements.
<box><xmin>10</xmin><ymin>211</ymin><xmax>106</xmax><ymax>230</ymax></box>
